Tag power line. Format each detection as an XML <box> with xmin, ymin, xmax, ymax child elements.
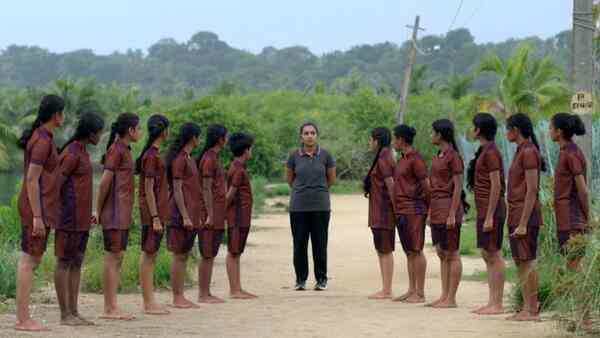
<box><xmin>461</xmin><ymin>0</ymin><xmax>487</xmax><ymax>28</ymax></box>
<box><xmin>447</xmin><ymin>0</ymin><xmax>465</xmax><ymax>32</ymax></box>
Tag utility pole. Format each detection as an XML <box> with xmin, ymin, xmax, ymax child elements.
<box><xmin>396</xmin><ymin>15</ymin><xmax>425</xmax><ymax>124</ymax></box>
<box><xmin>572</xmin><ymin>0</ymin><xmax>594</xmax><ymax>186</ymax></box>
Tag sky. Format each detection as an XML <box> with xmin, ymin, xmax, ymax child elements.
<box><xmin>0</xmin><ymin>0</ymin><xmax>573</xmax><ymax>55</ymax></box>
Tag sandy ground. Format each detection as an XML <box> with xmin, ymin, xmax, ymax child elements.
<box><xmin>0</xmin><ymin>194</ymin><xmax>574</xmax><ymax>337</ymax></box>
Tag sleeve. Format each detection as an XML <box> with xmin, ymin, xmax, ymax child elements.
<box><xmin>450</xmin><ymin>153</ymin><xmax>464</xmax><ymax>176</ymax></box>
<box><xmin>522</xmin><ymin>148</ymin><xmax>540</xmax><ymax>171</ymax></box>
<box><xmin>286</xmin><ymin>152</ymin><xmax>296</xmax><ymax>170</ymax></box>
<box><xmin>230</xmin><ymin>168</ymin><xmax>244</xmax><ymax>187</ymax></box>
<box><xmin>412</xmin><ymin>158</ymin><xmax>428</xmax><ymax>181</ymax></box>
<box><xmin>567</xmin><ymin>153</ymin><xmax>585</xmax><ymax>176</ymax></box>
<box><xmin>325</xmin><ymin>151</ymin><xmax>336</xmax><ymax>169</ymax></box>
<box><xmin>172</xmin><ymin>156</ymin><xmax>186</xmax><ymax>180</ymax></box>
<box><xmin>60</xmin><ymin>150</ymin><xmax>80</xmax><ymax>177</ymax></box>
<box><xmin>30</xmin><ymin>138</ymin><xmax>52</xmax><ymax>166</ymax></box>
<box><xmin>142</xmin><ymin>153</ymin><xmax>160</xmax><ymax>177</ymax></box>
<box><xmin>379</xmin><ymin>154</ymin><xmax>395</xmax><ymax>179</ymax></box>
<box><xmin>485</xmin><ymin>150</ymin><xmax>502</xmax><ymax>172</ymax></box>
<box><xmin>103</xmin><ymin>148</ymin><xmax>121</xmax><ymax>171</ymax></box>
<box><xmin>201</xmin><ymin>154</ymin><xmax>217</xmax><ymax>178</ymax></box>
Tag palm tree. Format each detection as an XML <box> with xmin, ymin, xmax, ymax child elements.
<box><xmin>442</xmin><ymin>74</ymin><xmax>473</xmax><ymax>120</ymax></box>
<box><xmin>478</xmin><ymin>45</ymin><xmax>570</xmax><ymax>118</ymax></box>
<box><xmin>0</xmin><ymin>121</ymin><xmax>17</xmax><ymax>170</ymax></box>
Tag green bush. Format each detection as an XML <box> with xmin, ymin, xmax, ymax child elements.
<box><xmin>0</xmin><ymin>243</ymin><xmax>19</xmax><ymax>298</ymax></box>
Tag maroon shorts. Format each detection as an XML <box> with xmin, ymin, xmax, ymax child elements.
<box><xmin>21</xmin><ymin>226</ymin><xmax>50</xmax><ymax>257</ymax></box>
<box><xmin>166</xmin><ymin>226</ymin><xmax>197</xmax><ymax>255</ymax></box>
<box><xmin>141</xmin><ymin>225</ymin><xmax>164</xmax><ymax>255</ymax></box>
<box><xmin>476</xmin><ymin>216</ymin><xmax>505</xmax><ymax>252</ymax></box>
<box><xmin>198</xmin><ymin>228</ymin><xmax>225</xmax><ymax>259</ymax></box>
<box><xmin>371</xmin><ymin>228</ymin><xmax>395</xmax><ymax>254</ymax></box>
<box><xmin>431</xmin><ymin>223</ymin><xmax>461</xmax><ymax>252</ymax></box>
<box><xmin>396</xmin><ymin>214</ymin><xmax>425</xmax><ymax>254</ymax></box>
<box><xmin>55</xmin><ymin>230</ymin><xmax>89</xmax><ymax>259</ymax></box>
<box><xmin>557</xmin><ymin>229</ymin><xmax>586</xmax><ymax>256</ymax></box>
<box><xmin>227</xmin><ymin>226</ymin><xmax>250</xmax><ymax>255</ymax></box>
<box><xmin>508</xmin><ymin>226</ymin><xmax>539</xmax><ymax>262</ymax></box>
<box><xmin>103</xmin><ymin>229</ymin><xmax>129</xmax><ymax>253</ymax></box>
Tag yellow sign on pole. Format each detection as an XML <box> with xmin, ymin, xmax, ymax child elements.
<box><xmin>571</xmin><ymin>91</ymin><xmax>593</xmax><ymax>114</ymax></box>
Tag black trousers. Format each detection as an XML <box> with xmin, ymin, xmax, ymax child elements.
<box><xmin>290</xmin><ymin>211</ymin><xmax>330</xmax><ymax>284</ymax></box>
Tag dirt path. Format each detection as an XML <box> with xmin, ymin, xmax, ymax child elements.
<box><xmin>0</xmin><ymin>194</ymin><xmax>571</xmax><ymax>337</ymax></box>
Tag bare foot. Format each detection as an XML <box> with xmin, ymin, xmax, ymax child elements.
<box><xmin>476</xmin><ymin>306</ymin><xmax>505</xmax><ymax>315</ymax></box>
<box><xmin>368</xmin><ymin>291</ymin><xmax>392</xmax><ymax>300</ymax></box>
<box><xmin>143</xmin><ymin>303</ymin><xmax>171</xmax><ymax>315</ymax></box>
<box><xmin>15</xmin><ymin>319</ymin><xmax>50</xmax><ymax>332</ymax></box>
<box><xmin>170</xmin><ymin>298</ymin><xmax>200</xmax><ymax>309</ymax></box>
<box><xmin>99</xmin><ymin>310</ymin><xmax>135</xmax><ymax>321</ymax></box>
<box><xmin>425</xmin><ymin>298</ymin><xmax>445</xmax><ymax>307</ymax></box>
<box><xmin>60</xmin><ymin>315</ymin><xmax>81</xmax><ymax>326</ymax></box>
<box><xmin>242</xmin><ymin>290</ymin><xmax>258</xmax><ymax>298</ymax></box>
<box><xmin>432</xmin><ymin>300</ymin><xmax>458</xmax><ymax>308</ymax></box>
<box><xmin>230</xmin><ymin>290</ymin><xmax>258</xmax><ymax>299</ymax></box>
<box><xmin>471</xmin><ymin>305</ymin><xmax>489</xmax><ymax>314</ymax></box>
<box><xmin>392</xmin><ymin>291</ymin><xmax>414</xmax><ymax>302</ymax></box>
<box><xmin>198</xmin><ymin>295</ymin><xmax>226</xmax><ymax>304</ymax></box>
<box><xmin>403</xmin><ymin>294</ymin><xmax>426</xmax><ymax>304</ymax></box>
<box><xmin>506</xmin><ymin>311</ymin><xmax>540</xmax><ymax>322</ymax></box>
<box><xmin>74</xmin><ymin>315</ymin><xmax>95</xmax><ymax>326</ymax></box>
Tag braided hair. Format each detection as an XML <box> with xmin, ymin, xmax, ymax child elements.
<box><xmin>135</xmin><ymin>114</ymin><xmax>170</xmax><ymax>174</ymax></box>
<box><xmin>363</xmin><ymin>127</ymin><xmax>392</xmax><ymax>198</ymax></box>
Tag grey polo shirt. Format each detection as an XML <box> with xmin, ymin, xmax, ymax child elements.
<box><xmin>287</xmin><ymin>146</ymin><xmax>336</xmax><ymax>212</ymax></box>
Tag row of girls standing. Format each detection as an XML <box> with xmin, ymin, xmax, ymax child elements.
<box><xmin>14</xmin><ymin>95</ymin><xmax>257</xmax><ymax>332</ymax></box>
<box><xmin>364</xmin><ymin>112</ymin><xmax>589</xmax><ymax>322</ymax></box>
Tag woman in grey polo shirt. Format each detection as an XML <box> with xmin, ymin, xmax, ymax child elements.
<box><xmin>286</xmin><ymin>122</ymin><xmax>336</xmax><ymax>291</ymax></box>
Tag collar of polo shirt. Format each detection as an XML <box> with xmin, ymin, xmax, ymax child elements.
<box><xmin>299</xmin><ymin>144</ymin><xmax>321</xmax><ymax>157</ymax></box>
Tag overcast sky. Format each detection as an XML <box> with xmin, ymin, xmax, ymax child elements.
<box><xmin>0</xmin><ymin>0</ymin><xmax>573</xmax><ymax>55</ymax></box>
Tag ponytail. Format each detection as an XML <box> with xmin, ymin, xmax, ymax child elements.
<box><xmin>432</xmin><ymin>119</ymin><xmax>470</xmax><ymax>213</ymax></box>
<box><xmin>197</xmin><ymin>124</ymin><xmax>228</xmax><ymax>166</ymax></box>
<box><xmin>101</xmin><ymin>112</ymin><xmax>140</xmax><ymax>164</ymax></box>
<box><xmin>60</xmin><ymin>112</ymin><xmax>105</xmax><ymax>153</ymax></box>
<box><xmin>166</xmin><ymin>123</ymin><xmax>201</xmax><ymax>182</ymax></box>
<box><xmin>507</xmin><ymin>113</ymin><xmax>547</xmax><ymax>172</ymax></box>
<box><xmin>552</xmin><ymin>112</ymin><xmax>586</xmax><ymax>140</ymax></box>
<box><xmin>363</xmin><ymin>127</ymin><xmax>392</xmax><ymax>198</ymax></box>
<box><xmin>466</xmin><ymin>113</ymin><xmax>498</xmax><ymax>191</ymax></box>
<box><xmin>18</xmin><ymin>95</ymin><xmax>64</xmax><ymax>150</ymax></box>
<box><xmin>135</xmin><ymin>114</ymin><xmax>170</xmax><ymax>174</ymax></box>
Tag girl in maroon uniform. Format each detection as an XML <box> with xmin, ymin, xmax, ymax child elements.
<box><xmin>549</xmin><ymin>113</ymin><xmax>589</xmax><ymax>270</ymax></box>
<box><xmin>505</xmin><ymin>113</ymin><xmax>545</xmax><ymax>322</ymax></box>
<box><xmin>55</xmin><ymin>113</ymin><xmax>104</xmax><ymax>326</ymax></box>
<box><xmin>96</xmin><ymin>113</ymin><xmax>141</xmax><ymax>320</ymax></box>
<box><xmin>198</xmin><ymin>124</ymin><xmax>228</xmax><ymax>303</ymax></box>
<box><xmin>364</xmin><ymin>128</ymin><xmax>396</xmax><ymax>300</ymax></box>
<box><xmin>136</xmin><ymin>114</ymin><xmax>170</xmax><ymax>315</ymax></box>
<box><xmin>427</xmin><ymin>119</ymin><xmax>469</xmax><ymax>309</ymax></box>
<box><xmin>392</xmin><ymin>125</ymin><xmax>430</xmax><ymax>304</ymax></box>
<box><xmin>15</xmin><ymin>95</ymin><xmax>65</xmax><ymax>332</ymax></box>
<box><xmin>466</xmin><ymin>113</ymin><xmax>506</xmax><ymax>315</ymax></box>
<box><xmin>166</xmin><ymin>123</ymin><xmax>202</xmax><ymax>309</ymax></box>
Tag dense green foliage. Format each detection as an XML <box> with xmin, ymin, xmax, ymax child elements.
<box><xmin>0</xmin><ymin>29</ymin><xmax>579</xmax><ymax>95</ymax></box>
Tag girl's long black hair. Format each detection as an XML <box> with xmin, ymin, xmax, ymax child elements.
<box><xmin>18</xmin><ymin>95</ymin><xmax>65</xmax><ymax>149</ymax></box>
<box><xmin>166</xmin><ymin>123</ymin><xmax>201</xmax><ymax>181</ymax></box>
<box><xmin>60</xmin><ymin>112</ymin><xmax>105</xmax><ymax>153</ymax></box>
<box><xmin>197</xmin><ymin>124</ymin><xmax>227</xmax><ymax>165</ymax></box>
<box><xmin>432</xmin><ymin>119</ymin><xmax>470</xmax><ymax>213</ymax></box>
<box><xmin>506</xmin><ymin>113</ymin><xmax>547</xmax><ymax>172</ymax></box>
<box><xmin>135</xmin><ymin>114</ymin><xmax>170</xmax><ymax>174</ymax></box>
<box><xmin>466</xmin><ymin>113</ymin><xmax>497</xmax><ymax>191</ymax></box>
<box><xmin>101</xmin><ymin>112</ymin><xmax>140</xmax><ymax>164</ymax></box>
<box><xmin>551</xmin><ymin>112</ymin><xmax>586</xmax><ymax>140</ymax></box>
<box><xmin>363</xmin><ymin>127</ymin><xmax>392</xmax><ymax>198</ymax></box>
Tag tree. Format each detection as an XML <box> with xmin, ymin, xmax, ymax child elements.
<box><xmin>442</xmin><ymin>74</ymin><xmax>473</xmax><ymax>120</ymax></box>
<box><xmin>478</xmin><ymin>45</ymin><xmax>570</xmax><ymax>118</ymax></box>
